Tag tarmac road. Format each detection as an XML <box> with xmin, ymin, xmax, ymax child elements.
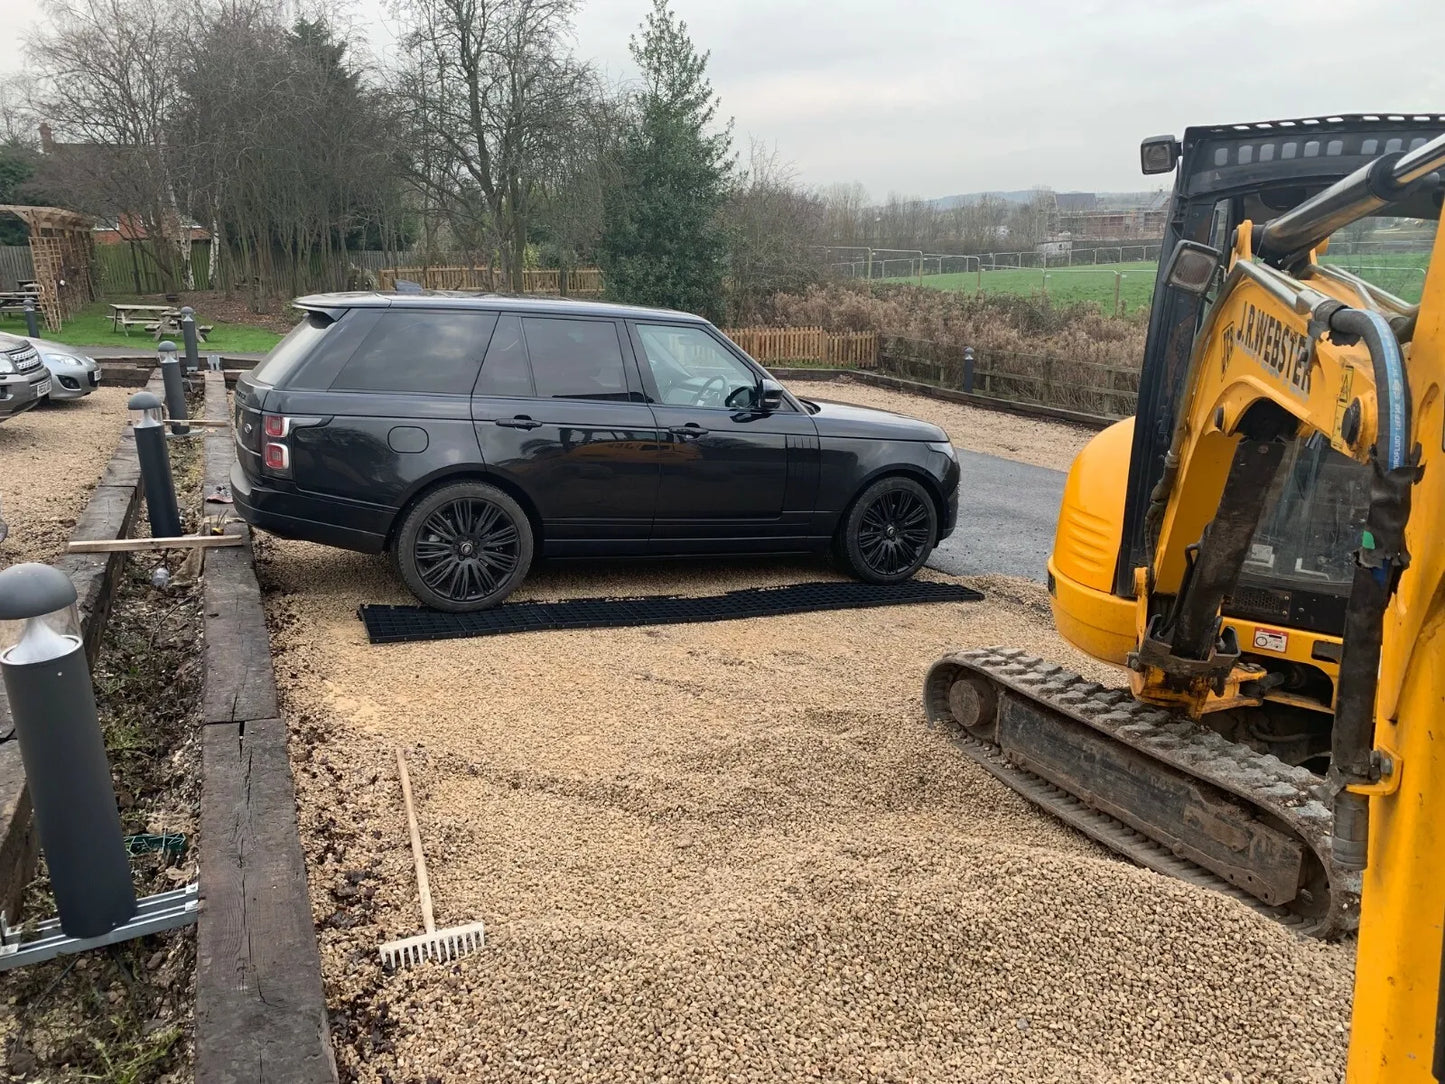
<box><xmin>927</xmin><ymin>448</ymin><xmax>1066</xmax><ymax>583</ymax></box>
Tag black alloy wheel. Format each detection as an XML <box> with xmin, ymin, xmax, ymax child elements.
<box><xmin>395</xmin><ymin>482</ymin><xmax>533</xmax><ymax>611</ymax></box>
<box><xmin>838</xmin><ymin>476</ymin><xmax>937</xmax><ymax>583</ymax></box>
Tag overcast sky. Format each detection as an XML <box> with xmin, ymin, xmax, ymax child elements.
<box><xmin>3</xmin><ymin>0</ymin><xmax>1444</xmax><ymax>198</ymax></box>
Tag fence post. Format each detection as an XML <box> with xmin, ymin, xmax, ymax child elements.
<box><xmin>23</xmin><ymin>296</ymin><xmax>38</xmax><ymax>338</ymax></box>
<box><xmin>962</xmin><ymin>347</ymin><xmax>975</xmax><ymax>394</ymax></box>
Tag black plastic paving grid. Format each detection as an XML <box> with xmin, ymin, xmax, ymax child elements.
<box><xmin>359</xmin><ymin>580</ymin><xmax>984</xmax><ymax>644</ymax></box>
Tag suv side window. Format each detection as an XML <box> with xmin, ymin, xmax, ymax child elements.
<box><xmin>634</xmin><ymin>323</ymin><xmax>759</xmax><ymax>409</ymax></box>
<box><xmin>475</xmin><ymin>315</ymin><xmax>535</xmax><ymax>397</ymax></box>
<box><xmin>332</xmin><ymin>309</ymin><xmax>496</xmax><ymax>395</ymax></box>
<box><xmin>521</xmin><ymin>317</ymin><xmax>629</xmax><ymax>401</ymax></box>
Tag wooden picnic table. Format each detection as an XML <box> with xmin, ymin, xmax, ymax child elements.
<box><xmin>0</xmin><ymin>288</ymin><xmax>40</xmax><ymax>317</ymax></box>
<box><xmin>109</xmin><ymin>303</ymin><xmax>215</xmax><ymax>342</ymax></box>
<box><xmin>110</xmin><ymin>303</ymin><xmax>177</xmax><ymax>333</ymax></box>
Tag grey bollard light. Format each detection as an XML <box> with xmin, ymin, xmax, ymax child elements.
<box><xmin>22</xmin><ymin>297</ymin><xmax>39</xmax><ymax>338</ymax></box>
<box><xmin>179</xmin><ymin>307</ymin><xmax>200</xmax><ymax>373</ymax></box>
<box><xmin>157</xmin><ymin>340</ymin><xmax>188</xmax><ymax>435</ymax></box>
<box><xmin>0</xmin><ymin>564</ymin><xmax>137</xmax><ymax>938</ymax></box>
<box><xmin>129</xmin><ymin>391</ymin><xmax>182</xmax><ymax>537</ymax></box>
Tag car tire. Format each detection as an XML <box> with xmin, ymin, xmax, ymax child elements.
<box><xmin>394</xmin><ymin>482</ymin><xmax>533</xmax><ymax>612</ymax></box>
<box><xmin>836</xmin><ymin>475</ymin><xmax>938</xmax><ymax>584</ymax></box>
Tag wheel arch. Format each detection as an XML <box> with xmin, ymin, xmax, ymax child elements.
<box><xmin>385</xmin><ymin>469</ymin><xmax>543</xmax><ymax>553</ymax></box>
<box><xmin>834</xmin><ymin>464</ymin><xmax>949</xmax><ymax>538</ymax></box>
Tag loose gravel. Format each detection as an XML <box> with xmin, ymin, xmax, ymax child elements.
<box><xmin>261</xmin><ymin>534</ymin><xmax>1354</xmax><ymax>1083</ymax></box>
<box><xmin>787</xmin><ymin>378</ymin><xmax>1097</xmax><ymax>473</ymax></box>
<box><xmin>0</xmin><ymin>390</ymin><xmax>133</xmax><ymax>568</ymax></box>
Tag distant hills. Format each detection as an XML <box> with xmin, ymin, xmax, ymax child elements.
<box><xmin>929</xmin><ymin>189</ymin><xmax>1169</xmax><ymax>211</ymax></box>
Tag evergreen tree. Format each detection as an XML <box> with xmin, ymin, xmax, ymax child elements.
<box><xmin>0</xmin><ymin>140</ymin><xmax>42</xmax><ymax>245</ymax></box>
<box><xmin>600</xmin><ymin>0</ymin><xmax>733</xmax><ymax>321</ymax></box>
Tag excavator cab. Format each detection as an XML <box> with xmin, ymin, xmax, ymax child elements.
<box><xmin>1052</xmin><ymin>116</ymin><xmax>1445</xmax><ymax>720</ymax></box>
<box><xmin>929</xmin><ymin>122</ymin><xmax>1445</xmax><ymax>1080</ymax></box>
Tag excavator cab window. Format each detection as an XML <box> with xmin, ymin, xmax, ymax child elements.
<box><xmin>1224</xmin><ymin>203</ymin><xmax>1438</xmax><ymax>637</ymax></box>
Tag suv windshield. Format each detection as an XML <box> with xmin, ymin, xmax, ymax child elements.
<box><xmin>249</xmin><ymin>310</ymin><xmax>335</xmax><ymax>386</ymax></box>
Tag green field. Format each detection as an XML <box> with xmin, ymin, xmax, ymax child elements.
<box><xmin>884</xmin><ymin>260</ymin><xmax>1160</xmax><ymax>314</ymax></box>
<box><xmin>0</xmin><ymin>301</ymin><xmax>284</xmax><ymax>353</ymax></box>
<box><xmin>1321</xmin><ymin>251</ymin><xmax>1430</xmax><ymax>303</ymax></box>
<box><xmin>888</xmin><ymin>249</ymin><xmax>1433</xmax><ymax>310</ymax></box>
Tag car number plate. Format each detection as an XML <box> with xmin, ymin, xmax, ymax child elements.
<box><xmin>90</xmin><ymin>371</ymin><xmax>101</xmax><ymax>385</ymax></box>
<box><xmin>35</xmin><ymin>379</ymin><xmax>50</xmax><ymax>397</ymax></box>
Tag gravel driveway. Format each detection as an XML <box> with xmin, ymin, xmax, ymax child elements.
<box><xmin>259</xmin><ymin>393</ymin><xmax>1352</xmax><ymax>1084</ymax></box>
<box><xmin>0</xmin><ymin>389</ymin><xmax>133</xmax><ymax>568</ymax></box>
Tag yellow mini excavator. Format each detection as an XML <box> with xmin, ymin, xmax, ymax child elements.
<box><xmin>923</xmin><ymin>117</ymin><xmax>1445</xmax><ymax>1080</ymax></box>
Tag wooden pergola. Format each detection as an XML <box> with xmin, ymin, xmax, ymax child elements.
<box><xmin>0</xmin><ymin>205</ymin><xmax>97</xmax><ymax>331</ymax></box>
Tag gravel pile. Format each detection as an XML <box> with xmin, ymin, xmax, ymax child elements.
<box><xmin>0</xmin><ymin>390</ymin><xmax>133</xmax><ymax>568</ymax></box>
<box><xmin>260</xmin><ymin>538</ymin><xmax>1354</xmax><ymax>1084</ymax></box>
<box><xmin>787</xmin><ymin>378</ymin><xmax>1096</xmax><ymax>472</ymax></box>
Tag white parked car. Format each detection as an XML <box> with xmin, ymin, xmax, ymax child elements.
<box><xmin>27</xmin><ymin>337</ymin><xmax>101</xmax><ymax>400</ymax></box>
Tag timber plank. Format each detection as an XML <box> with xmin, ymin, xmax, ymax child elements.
<box><xmin>202</xmin><ymin>539</ymin><xmax>279</xmax><ymax>725</ymax></box>
<box><xmin>196</xmin><ymin>721</ymin><xmax>336</xmax><ymax>1084</ymax></box>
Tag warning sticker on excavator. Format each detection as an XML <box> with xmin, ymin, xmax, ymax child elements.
<box><xmin>1252</xmin><ymin>627</ymin><xmax>1289</xmax><ymax>653</ymax></box>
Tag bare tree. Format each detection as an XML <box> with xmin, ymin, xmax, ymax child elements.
<box><xmin>394</xmin><ymin>0</ymin><xmax>595</xmax><ymax>289</ymax></box>
<box><xmin>28</xmin><ymin>0</ymin><xmax>193</xmax><ymax>287</ymax></box>
<box><xmin>724</xmin><ymin>141</ymin><xmax>826</xmax><ymax>321</ymax></box>
<box><xmin>173</xmin><ymin>4</ymin><xmax>406</xmax><ymax>302</ymax></box>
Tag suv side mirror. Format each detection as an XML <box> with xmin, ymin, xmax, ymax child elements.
<box><xmin>758</xmin><ymin>379</ymin><xmax>785</xmax><ymax>412</ymax></box>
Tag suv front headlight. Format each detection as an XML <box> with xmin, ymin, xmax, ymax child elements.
<box><xmin>0</xmin><ymin>357</ymin><xmax>13</xmax><ymax>375</ymax></box>
<box><xmin>927</xmin><ymin>440</ymin><xmax>957</xmax><ymax>462</ymax></box>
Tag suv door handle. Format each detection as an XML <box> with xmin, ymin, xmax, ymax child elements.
<box><xmin>495</xmin><ymin>415</ymin><xmax>542</xmax><ymax>430</ymax></box>
<box><xmin>669</xmin><ymin>424</ymin><xmax>708</xmax><ymax>439</ymax></box>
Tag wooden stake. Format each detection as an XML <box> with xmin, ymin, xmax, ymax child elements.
<box><xmin>66</xmin><ymin>534</ymin><xmax>245</xmax><ymax>554</ymax></box>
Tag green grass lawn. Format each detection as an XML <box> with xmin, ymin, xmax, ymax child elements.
<box><xmin>1321</xmin><ymin>251</ymin><xmax>1430</xmax><ymax>303</ymax></box>
<box><xmin>883</xmin><ymin>260</ymin><xmax>1160</xmax><ymax>313</ymax></box>
<box><xmin>0</xmin><ymin>301</ymin><xmax>284</xmax><ymax>354</ymax></box>
<box><xmin>892</xmin><ymin>249</ymin><xmax>1433</xmax><ymax>309</ymax></box>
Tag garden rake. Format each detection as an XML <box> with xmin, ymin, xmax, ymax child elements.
<box><xmin>379</xmin><ymin>749</ymin><xmax>486</xmax><ymax>969</ymax></box>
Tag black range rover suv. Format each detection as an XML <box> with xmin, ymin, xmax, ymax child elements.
<box><xmin>233</xmin><ymin>293</ymin><xmax>960</xmax><ymax>611</ymax></box>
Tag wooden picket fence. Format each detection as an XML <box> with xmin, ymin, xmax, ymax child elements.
<box><xmin>723</xmin><ymin>326</ymin><xmax>878</xmax><ymax>368</ymax></box>
<box><xmin>376</xmin><ymin>265</ymin><xmax>604</xmax><ymax>296</ymax></box>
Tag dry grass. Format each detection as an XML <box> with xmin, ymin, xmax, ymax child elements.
<box><xmin>760</xmin><ymin>282</ymin><xmax>1149</xmax><ymax>368</ymax></box>
<box><xmin>258</xmin><ymin>538</ymin><xmax>1354</xmax><ymax>1084</ymax></box>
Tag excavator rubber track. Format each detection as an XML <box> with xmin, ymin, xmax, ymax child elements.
<box><xmin>923</xmin><ymin>648</ymin><xmax>1359</xmax><ymax>938</ymax></box>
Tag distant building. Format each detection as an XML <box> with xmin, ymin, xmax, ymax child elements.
<box><xmin>92</xmin><ymin>214</ymin><xmax>209</xmax><ymax>246</ymax></box>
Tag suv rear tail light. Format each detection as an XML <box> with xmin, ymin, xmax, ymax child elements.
<box><xmin>259</xmin><ymin>412</ymin><xmax>324</xmax><ymax>478</ymax></box>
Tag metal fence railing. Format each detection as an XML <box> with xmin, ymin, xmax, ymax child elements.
<box><xmin>827</xmin><ymin>243</ymin><xmax>1164</xmax><ymax>283</ymax></box>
